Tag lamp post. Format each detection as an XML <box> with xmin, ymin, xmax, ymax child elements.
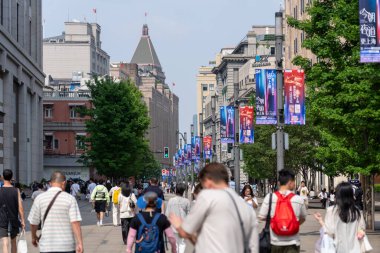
<box><xmin>233</xmin><ymin>68</ymin><xmax>240</xmax><ymax>194</ymax></box>
<box><xmin>199</xmin><ymin>113</ymin><xmax>204</xmax><ymax>170</ymax></box>
<box><xmin>211</xmin><ymin>95</ymin><xmax>217</xmax><ymax>163</ymax></box>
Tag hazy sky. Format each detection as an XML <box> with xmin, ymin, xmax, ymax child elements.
<box><xmin>43</xmin><ymin>0</ymin><xmax>282</xmax><ymax>135</ymax></box>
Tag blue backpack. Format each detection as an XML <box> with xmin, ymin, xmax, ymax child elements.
<box><xmin>135</xmin><ymin>213</ymin><xmax>161</xmax><ymax>253</ymax></box>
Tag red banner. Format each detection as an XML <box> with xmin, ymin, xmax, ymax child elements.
<box><xmin>203</xmin><ymin>136</ymin><xmax>212</xmax><ymax>160</ymax></box>
<box><xmin>284</xmin><ymin>70</ymin><xmax>305</xmax><ymax>125</ymax></box>
<box><xmin>239</xmin><ymin>106</ymin><xmax>254</xmax><ymax>143</ymax></box>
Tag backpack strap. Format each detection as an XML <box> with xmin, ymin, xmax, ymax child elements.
<box><xmin>151</xmin><ymin>213</ymin><xmax>161</xmax><ymax>226</ymax></box>
<box><xmin>136</xmin><ymin>213</ymin><xmax>148</xmax><ymax>227</ymax></box>
<box><xmin>264</xmin><ymin>193</ymin><xmax>273</xmax><ymax>231</ymax></box>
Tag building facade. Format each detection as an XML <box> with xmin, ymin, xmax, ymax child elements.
<box><xmin>0</xmin><ymin>0</ymin><xmax>44</xmax><ymax>183</ymax></box>
<box><xmin>284</xmin><ymin>0</ymin><xmax>316</xmax><ymax>69</ymax></box>
<box><xmin>43</xmin><ymin>90</ymin><xmax>91</xmax><ymax>180</ymax></box>
<box><xmin>130</xmin><ymin>24</ymin><xmax>179</xmax><ymax>169</ymax></box>
<box><xmin>196</xmin><ymin>65</ymin><xmax>216</xmax><ymax>122</ymax></box>
<box><xmin>43</xmin><ymin>21</ymin><xmax>110</xmax><ymax>82</ymax></box>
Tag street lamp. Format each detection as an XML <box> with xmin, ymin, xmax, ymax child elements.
<box><xmin>177</xmin><ymin>130</ymin><xmax>189</xmax><ymax>197</ymax></box>
<box><xmin>190</xmin><ymin>124</ymin><xmax>195</xmax><ymax>190</ymax></box>
<box><xmin>199</xmin><ymin>113</ymin><xmax>204</xmax><ymax>169</ymax></box>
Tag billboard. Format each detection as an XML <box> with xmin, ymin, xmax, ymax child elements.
<box><xmin>255</xmin><ymin>69</ymin><xmax>277</xmax><ymax>124</ymax></box>
<box><xmin>186</xmin><ymin>144</ymin><xmax>192</xmax><ymax>162</ymax></box>
<box><xmin>203</xmin><ymin>136</ymin><xmax>212</xmax><ymax>160</ymax></box>
<box><xmin>239</xmin><ymin>106</ymin><xmax>254</xmax><ymax>144</ymax></box>
<box><xmin>359</xmin><ymin>0</ymin><xmax>380</xmax><ymax>62</ymax></box>
<box><xmin>220</xmin><ymin>106</ymin><xmax>235</xmax><ymax>143</ymax></box>
<box><xmin>284</xmin><ymin>70</ymin><xmax>306</xmax><ymax>125</ymax></box>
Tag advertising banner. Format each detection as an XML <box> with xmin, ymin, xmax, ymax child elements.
<box><xmin>284</xmin><ymin>70</ymin><xmax>306</xmax><ymax>125</ymax></box>
<box><xmin>186</xmin><ymin>144</ymin><xmax>192</xmax><ymax>163</ymax></box>
<box><xmin>255</xmin><ymin>69</ymin><xmax>277</xmax><ymax>124</ymax></box>
<box><xmin>177</xmin><ymin>149</ymin><xmax>183</xmax><ymax>166</ymax></box>
<box><xmin>359</xmin><ymin>0</ymin><xmax>380</xmax><ymax>62</ymax></box>
<box><xmin>192</xmin><ymin>136</ymin><xmax>201</xmax><ymax>160</ymax></box>
<box><xmin>239</xmin><ymin>106</ymin><xmax>254</xmax><ymax>144</ymax></box>
<box><xmin>203</xmin><ymin>136</ymin><xmax>212</xmax><ymax>160</ymax></box>
<box><xmin>220</xmin><ymin>106</ymin><xmax>235</xmax><ymax>143</ymax></box>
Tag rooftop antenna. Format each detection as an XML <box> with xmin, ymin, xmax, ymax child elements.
<box><xmin>145</xmin><ymin>12</ymin><xmax>148</xmax><ymax>24</ymax></box>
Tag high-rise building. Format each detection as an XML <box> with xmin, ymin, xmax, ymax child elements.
<box><xmin>196</xmin><ymin>65</ymin><xmax>217</xmax><ymax>125</ymax></box>
<box><xmin>0</xmin><ymin>0</ymin><xmax>44</xmax><ymax>183</ymax></box>
<box><xmin>284</xmin><ymin>0</ymin><xmax>316</xmax><ymax>69</ymax></box>
<box><xmin>43</xmin><ymin>21</ymin><xmax>110</xmax><ymax>82</ymax></box>
<box><xmin>130</xmin><ymin>24</ymin><xmax>179</xmax><ymax>169</ymax></box>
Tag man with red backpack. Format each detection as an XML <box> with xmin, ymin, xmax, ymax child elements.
<box><xmin>259</xmin><ymin>169</ymin><xmax>307</xmax><ymax>253</ymax></box>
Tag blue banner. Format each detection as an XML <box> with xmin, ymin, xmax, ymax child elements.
<box><xmin>255</xmin><ymin>69</ymin><xmax>277</xmax><ymax>124</ymax></box>
<box><xmin>220</xmin><ymin>106</ymin><xmax>235</xmax><ymax>143</ymax></box>
<box><xmin>360</xmin><ymin>0</ymin><xmax>380</xmax><ymax>62</ymax></box>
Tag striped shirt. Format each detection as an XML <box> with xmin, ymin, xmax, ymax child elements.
<box><xmin>28</xmin><ymin>187</ymin><xmax>82</xmax><ymax>252</ymax></box>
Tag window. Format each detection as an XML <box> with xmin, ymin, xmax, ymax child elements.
<box><xmin>29</xmin><ymin>21</ymin><xmax>32</xmax><ymax>55</ymax></box>
<box><xmin>54</xmin><ymin>139</ymin><xmax>59</xmax><ymax>149</ymax></box>
<box><xmin>209</xmin><ymin>84</ymin><xmax>214</xmax><ymax>91</ymax></box>
<box><xmin>16</xmin><ymin>3</ymin><xmax>19</xmax><ymax>41</ymax></box>
<box><xmin>202</xmin><ymin>84</ymin><xmax>208</xmax><ymax>91</ymax></box>
<box><xmin>301</xmin><ymin>0</ymin><xmax>305</xmax><ymax>15</ymax></box>
<box><xmin>44</xmin><ymin>106</ymin><xmax>52</xmax><ymax>118</ymax></box>
<box><xmin>270</xmin><ymin>47</ymin><xmax>275</xmax><ymax>55</ymax></box>
<box><xmin>301</xmin><ymin>32</ymin><xmax>304</xmax><ymax>43</ymax></box>
<box><xmin>294</xmin><ymin>38</ymin><xmax>298</xmax><ymax>54</ymax></box>
<box><xmin>44</xmin><ymin>135</ymin><xmax>53</xmax><ymax>150</ymax></box>
<box><xmin>1</xmin><ymin>0</ymin><xmax>3</xmax><ymax>25</ymax></box>
<box><xmin>76</xmin><ymin>134</ymin><xmax>86</xmax><ymax>150</ymax></box>
<box><xmin>69</xmin><ymin>105</ymin><xmax>84</xmax><ymax>118</ymax></box>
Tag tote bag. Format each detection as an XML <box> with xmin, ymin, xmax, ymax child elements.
<box><xmin>17</xmin><ymin>230</ymin><xmax>27</xmax><ymax>253</ymax></box>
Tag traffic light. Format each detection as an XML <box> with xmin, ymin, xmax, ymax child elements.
<box><xmin>164</xmin><ymin>147</ymin><xmax>169</xmax><ymax>158</ymax></box>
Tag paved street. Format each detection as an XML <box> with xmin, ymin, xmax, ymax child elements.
<box><xmin>14</xmin><ymin>195</ymin><xmax>379</xmax><ymax>253</ymax></box>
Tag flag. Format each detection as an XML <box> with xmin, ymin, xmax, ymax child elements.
<box><xmin>172</xmin><ymin>82</ymin><xmax>176</xmax><ymax>86</ymax></box>
<box><xmin>93</xmin><ymin>8</ymin><xmax>97</xmax><ymax>14</ymax></box>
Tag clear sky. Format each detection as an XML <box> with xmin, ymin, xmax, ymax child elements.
<box><xmin>43</xmin><ymin>0</ymin><xmax>282</xmax><ymax>135</ymax></box>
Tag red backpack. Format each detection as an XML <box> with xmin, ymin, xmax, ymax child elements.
<box><xmin>270</xmin><ymin>191</ymin><xmax>300</xmax><ymax>236</ymax></box>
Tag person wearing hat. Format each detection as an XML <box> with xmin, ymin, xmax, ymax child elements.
<box><xmin>126</xmin><ymin>192</ymin><xmax>177</xmax><ymax>253</ymax></box>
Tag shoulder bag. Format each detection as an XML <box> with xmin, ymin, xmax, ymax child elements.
<box><xmin>38</xmin><ymin>191</ymin><xmax>62</xmax><ymax>240</ymax></box>
<box><xmin>225</xmin><ymin>190</ymin><xmax>252</xmax><ymax>253</ymax></box>
<box><xmin>259</xmin><ymin>193</ymin><xmax>272</xmax><ymax>253</ymax></box>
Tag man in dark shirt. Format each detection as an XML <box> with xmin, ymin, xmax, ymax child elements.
<box><xmin>143</xmin><ymin>178</ymin><xmax>165</xmax><ymax>213</ymax></box>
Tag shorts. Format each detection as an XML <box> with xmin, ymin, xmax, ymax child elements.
<box><xmin>95</xmin><ymin>200</ymin><xmax>107</xmax><ymax>213</ymax></box>
<box><xmin>0</xmin><ymin>226</ymin><xmax>18</xmax><ymax>239</ymax></box>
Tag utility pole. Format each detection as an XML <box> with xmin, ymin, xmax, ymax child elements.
<box><xmin>199</xmin><ymin>113</ymin><xmax>204</xmax><ymax>170</ymax></box>
<box><xmin>233</xmin><ymin>68</ymin><xmax>240</xmax><ymax>194</ymax></box>
<box><xmin>211</xmin><ymin>96</ymin><xmax>217</xmax><ymax>163</ymax></box>
<box><xmin>275</xmin><ymin>12</ymin><xmax>285</xmax><ymax>176</ymax></box>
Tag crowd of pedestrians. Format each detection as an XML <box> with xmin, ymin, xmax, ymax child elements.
<box><xmin>0</xmin><ymin>164</ymin><xmax>374</xmax><ymax>253</ymax></box>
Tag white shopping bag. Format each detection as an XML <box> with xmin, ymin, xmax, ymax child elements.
<box><xmin>320</xmin><ymin>234</ymin><xmax>336</xmax><ymax>253</ymax></box>
<box><xmin>17</xmin><ymin>230</ymin><xmax>27</xmax><ymax>253</ymax></box>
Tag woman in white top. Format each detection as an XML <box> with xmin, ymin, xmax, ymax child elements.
<box><xmin>314</xmin><ymin>182</ymin><xmax>368</xmax><ymax>253</ymax></box>
<box><xmin>241</xmin><ymin>184</ymin><xmax>258</xmax><ymax>209</ymax></box>
<box><xmin>118</xmin><ymin>186</ymin><xmax>137</xmax><ymax>245</ymax></box>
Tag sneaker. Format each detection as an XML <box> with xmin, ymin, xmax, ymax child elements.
<box><xmin>97</xmin><ymin>221</ymin><xmax>100</xmax><ymax>226</ymax></box>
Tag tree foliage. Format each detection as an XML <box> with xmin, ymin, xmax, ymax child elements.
<box><xmin>80</xmin><ymin>78</ymin><xmax>159</xmax><ymax>177</ymax></box>
<box><xmin>288</xmin><ymin>0</ymin><xmax>380</xmax><ymax>175</ymax></box>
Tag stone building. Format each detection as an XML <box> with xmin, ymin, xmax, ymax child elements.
<box><xmin>284</xmin><ymin>0</ymin><xmax>316</xmax><ymax>69</ymax></box>
<box><xmin>0</xmin><ymin>0</ymin><xmax>44</xmax><ymax>183</ymax></box>
<box><xmin>43</xmin><ymin>21</ymin><xmax>110</xmax><ymax>82</ymax></box>
<box><xmin>130</xmin><ymin>24</ymin><xmax>179</xmax><ymax>169</ymax></box>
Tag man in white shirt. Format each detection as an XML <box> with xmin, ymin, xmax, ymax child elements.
<box><xmin>109</xmin><ymin>182</ymin><xmax>121</xmax><ymax>226</ymax></box>
<box><xmin>259</xmin><ymin>169</ymin><xmax>307</xmax><ymax>253</ymax></box>
<box><xmin>87</xmin><ymin>179</ymin><xmax>96</xmax><ymax>201</ymax></box>
<box><xmin>170</xmin><ymin>163</ymin><xmax>258</xmax><ymax>253</ymax></box>
<box><xmin>70</xmin><ymin>181</ymin><xmax>81</xmax><ymax>200</ymax></box>
<box><xmin>297</xmin><ymin>181</ymin><xmax>309</xmax><ymax>208</ymax></box>
<box><xmin>28</xmin><ymin>171</ymin><xmax>83</xmax><ymax>253</ymax></box>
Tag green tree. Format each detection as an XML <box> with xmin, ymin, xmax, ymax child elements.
<box><xmin>288</xmin><ymin>0</ymin><xmax>380</xmax><ymax>175</ymax></box>
<box><xmin>80</xmin><ymin>77</ymin><xmax>153</xmax><ymax>177</ymax></box>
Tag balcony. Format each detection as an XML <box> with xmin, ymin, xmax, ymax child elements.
<box><xmin>43</xmin><ymin>91</ymin><xmax>91</xmax><ymax>100</ymax></box>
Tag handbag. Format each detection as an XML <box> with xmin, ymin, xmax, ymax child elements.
<box><xmin>225</xmin><ymin>190</ymin><xmax>252</xmax><ymax>253</ymax></box>
<box><xmin>259</xmin><ymin>193</ymin><xmax>272</xmax><ymax>253</ymax></box>
<box><xmin>320</xmin><ymin>233</ymin><xmax>336</xmax><ymax>253</ymax></box>
<box><xmin>38</xmin><ymin>191</ymin><xmax>62</xmax><ymax>239</ymax></box>
<box><xmin>360</xmin><ymin>235</ymin><xmax>373</xmax><ymax>253</ymax></box>
<box><xmin>17</xmin><ymin>229</ymin><xmax>27</xmax><ymax>253</ymax></box>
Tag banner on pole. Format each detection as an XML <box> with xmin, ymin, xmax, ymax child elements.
<box><xmin>220</xmin><ymin>106</ymin><xmax>235</xmax><ymax>143</ymax></box>
<box><xmin>239</xmin><ymin>106</ymin><xmax>254</xmax><ymax>144</ymax></box>
<box><xmin>359</xmin><ymin>0</ymin><xmax>380</xmax><ymax>62</ymax></box>
<box><xmin>192</xmin><ymin>136</ymin><xmax>201</xmax><ymax>160</ymax></box>
<box><xmin>284</xmin><ymin>70</ymin><xmax>306</xmax><ymax>125</ymax></box>
<box><xmin>186</xmin><ymin>144</ymin><xmax>192</xmax><ymax>163</ymax></box>
<box><xmin>203</xmin><ymin>136</ymin><xmax>212</xmax><ymax>160</ymax></box>
<box><xmin>255</xmin><ymin>69</ymin><xmax>277</xmax><ymax>124</ymax></box>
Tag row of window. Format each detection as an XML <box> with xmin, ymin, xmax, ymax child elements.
<box><xmin>44</xmin><ymin>105</ymin><xmax>85</xmax><ymax>119</ymax></box>
<box><xmin>202</xmin><ymin>83</ymin><xmax>215</xmax><ymax>92</ymax></box>
<box><xmin>44</xmin><ymin>134</ymin><xmax>86</xmax><ymax>151</ymax></box>
<box><xmin>293</xmin><ymin>0</ymin><xmax>312</xmax><ymax>20</ymax></box>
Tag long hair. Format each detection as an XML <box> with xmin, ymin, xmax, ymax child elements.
<box><xmin>241</xmin><ymin>185</ymin><xmax>254</xmax><ymax>198</ymax></box>
<box><xmin>335</xmin><ymin>182</ymin><xmax>361</xmax><ymax>223</ymax></box>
